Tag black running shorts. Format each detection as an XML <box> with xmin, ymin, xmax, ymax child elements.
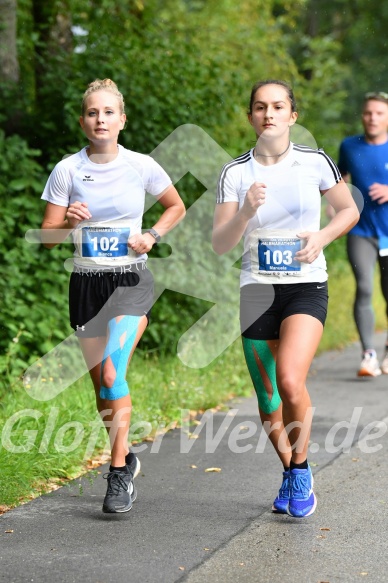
<box><xmin>240</xmin><ymin>281</ymin><xmax>328</xmax><ymax>340</ymax></box>
<box><xmin>69</xmin><ymin>264</ymin><xmax>154</xmax><ymax>338</ymax></box>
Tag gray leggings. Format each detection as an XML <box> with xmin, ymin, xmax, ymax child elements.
<box><xmin>347</xmin><ymin>234</ymin><xmax>388</xmax><ymax>351</ymax></box>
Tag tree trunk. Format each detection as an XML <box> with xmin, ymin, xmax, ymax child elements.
<box><xmin>0</xmin><ymin>0</ymin><xmax>19</xmax><ymax>83</ymax></box>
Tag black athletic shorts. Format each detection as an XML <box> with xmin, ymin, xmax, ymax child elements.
<box><xmin>69</xmin><ymin>263</ymin><xmax>154</xmax><ymax>338</ymax></box>
<box><xmin>240</xmin><ymin>281</ymin><xmax>328</xmax><ymax>340</ymax></box>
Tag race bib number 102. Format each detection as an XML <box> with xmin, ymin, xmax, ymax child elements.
<box><xmin>258</xmin><ymin>237</ymin><xmax>302</xmax><ymax>274</ymax></box>
<box><xmin>81</xmin><ymin>227</ymin><xmax>130</xmax><ymax>258</ymax></box>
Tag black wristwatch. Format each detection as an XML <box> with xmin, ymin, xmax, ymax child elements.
<box><xmin>147</xmin><ymin>228</ymin><xmax>161</xmax><ymax>244</ymax></box>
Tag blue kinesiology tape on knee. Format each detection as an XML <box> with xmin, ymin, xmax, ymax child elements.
<box><xmin>100</xmin><ymin>315</ymin><xmax>141</xmax><ymax>400</ymax></box>
<box><xmin>242</xmin><ymin>337</ymin><xmax>281</xmax><ymax>414</ymax></box>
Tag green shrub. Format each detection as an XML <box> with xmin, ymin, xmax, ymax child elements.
<box><xmin>0</xmin><ymin>131</ymin><xmax>71</xmax><ymax>390</ymax></box>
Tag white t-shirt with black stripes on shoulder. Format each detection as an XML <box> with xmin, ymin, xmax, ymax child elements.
<box><xmin>217</xmin><ymin>143</ymin><xmax>341</xmax><ymax>286</ymax></box>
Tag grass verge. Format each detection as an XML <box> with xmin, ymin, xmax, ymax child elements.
<box><xmin>0</xmin><ymin>340</ymin><xmax>252</xmax><ymax>510</ymax></box>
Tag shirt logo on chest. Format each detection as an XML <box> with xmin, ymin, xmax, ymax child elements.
<box><xmin>83</xmin><ymin>175</ymin><xmax>94</xmax><ymax>182</ymax></box>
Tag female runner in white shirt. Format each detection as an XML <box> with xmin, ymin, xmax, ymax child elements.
<box><xmin>213</xmin><ymin>80</ymin><xmax>359</xmax><ymax>517</ymax></box>
<box><xmin>41</xmin><ymin>79</ymin><xmax>185</xmax><ymax>513</ymax></box>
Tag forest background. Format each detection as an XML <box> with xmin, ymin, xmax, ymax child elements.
<box><xmin>1</xmin><ymin>0</ymin><xmax>388</xmax><ymax>505</ymax></box>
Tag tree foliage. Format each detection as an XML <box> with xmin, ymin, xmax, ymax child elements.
<box><xmin>1</xmin><ymin>0</ymin><xmax>386</xmax><ymax>383</ymax></box>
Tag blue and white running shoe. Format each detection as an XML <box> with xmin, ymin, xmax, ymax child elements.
<box><xmin>287</xmin><ymin>465</ymin><xmax>317</xmax><ymax>518</ymax></box>
<box><xmin>272</xmin><ymin>470</ymin><xmax>290</xmax><ymax>514</ymax></box>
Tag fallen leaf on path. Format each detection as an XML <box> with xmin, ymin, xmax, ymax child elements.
<box><xmin>86</xmin><ymin>460</ymin><xmax>101</xmax><ymax>469</ymax></box>
<box><xmin>320</xmin><ymin>528</ymin><xmax>331</xmax><ymax>531</ymax></box>
<box><xmin>190</xmin><ymin>465</ymin><xmax>197</xmax><ymax>469</ymax></box>
<box><xmin>5</xmin><ymin>530</ymin><xmax>13</xmax><ymax>533</ymax></box>
<box><xmin>205</xmin><ymin>467</ymin><xmax>222</xmax><ymax>473</ymax></box>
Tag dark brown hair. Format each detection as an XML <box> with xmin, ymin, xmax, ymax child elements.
<box><xmin>248</xmin><ymin>79</ymin><xmax>297</xmax><ymax>114</ymax></box>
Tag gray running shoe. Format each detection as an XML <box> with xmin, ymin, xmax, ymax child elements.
<box><xmin>102</xmin><ymin>468</ymin><xmax>136</xmax><ymax>513</ymax></box>
<box><xmin>126</xmin><ymin>452</ymin><xmax>141</xmax><ymax>480</ymax></box>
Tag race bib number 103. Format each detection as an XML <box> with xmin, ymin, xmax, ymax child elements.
<box><xmin>258</xmin><ymin>237</ymin><xmax>302</xmax><ymax>274</ymax></box>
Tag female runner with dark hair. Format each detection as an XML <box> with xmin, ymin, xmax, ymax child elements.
<box><xmin>213</xmin><ymin>80</ymin><xmax>359</xmax><ymax>517</ymax></box>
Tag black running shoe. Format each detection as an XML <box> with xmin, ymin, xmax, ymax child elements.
<box><xmin>102</xmin><ymin>468</ymin><xmax>135</xmax><ymax>513</ymax></box>
<box><xmin>126</xmin><ymin>452</ymin><xmax>141</xmax><ymax>480</ymax></box>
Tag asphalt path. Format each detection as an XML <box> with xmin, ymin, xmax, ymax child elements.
<box><xmin>1</xmin><ymin>334</ymin><xmax>387</xmax><ymax>583</ymax></box>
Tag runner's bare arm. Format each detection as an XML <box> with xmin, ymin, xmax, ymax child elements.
<box><xmin>212</xmin><ymin>182</ymin><xmax>266</xmax><ymax>255</ymax></box>
<box><xmin>128</xmin><ymin>185</ymin><xmax>185</xmax><ymax>254</ymax></box>
<box><xmin>295</xmin><ymin>179</ymin><xmax>359</xmax><ymax>264</ymax></box>
<box><xmin>41</xmin><ymin>201</ymin><xmax>91</xmax><ymax>249</ymax></box>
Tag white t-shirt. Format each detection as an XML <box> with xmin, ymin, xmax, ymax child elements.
<box><xmin>41</xmin><ymin>145</ymin><xmax>172</xmax><ymax>268</ymax></box>
<box><xmin>217</xmin><ymin>143</ymin><xmax>341</xmax><ymax>286</ymax></box>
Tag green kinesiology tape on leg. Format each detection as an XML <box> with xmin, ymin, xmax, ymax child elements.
<box><xmin>242</xmin><ymin>337</ymin><xmax>281</xmax><ymax>414</ymax></box>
